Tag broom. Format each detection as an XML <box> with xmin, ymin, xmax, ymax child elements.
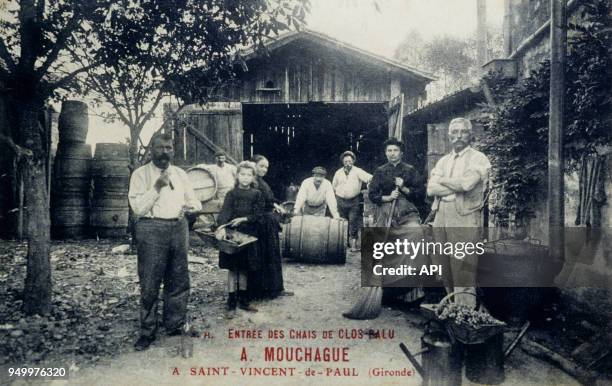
<box><xmin>342</xmin><ymin>189</ymin><xmax>397</xmax><ymax>320</ymax></box>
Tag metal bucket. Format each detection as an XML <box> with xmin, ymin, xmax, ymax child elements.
<box><xmin>465</xmin><ymin>332</ymin><xmax>505</xmax><ymax>384</ymax></box>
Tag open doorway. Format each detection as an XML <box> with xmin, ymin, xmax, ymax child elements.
<box><xmin>242</xmin><ymin>102</ymin><xmax>388</xmax><ymax>199</ymax></box>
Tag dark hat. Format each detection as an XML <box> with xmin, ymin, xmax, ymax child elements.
<box><xmin>340</xmin><ymin>150</ymin><xmax>356</xmax><ymax>162</ymax></box>
<box><xmin>214</xmin><ymin>150</ymin><xmax>225</xmax><ymax>157</ymax></box>
<box><xmin>312</xmin><ymin>166</ymin><xmax>327</xmax><ymax>176</ymax></box>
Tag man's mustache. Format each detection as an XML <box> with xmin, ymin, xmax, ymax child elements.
<box><xmin>158</xmin><ymin>154</ymin><xmax>171</xmax><ymax>161</ymax></box>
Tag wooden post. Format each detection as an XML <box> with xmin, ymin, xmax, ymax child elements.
<box><xmin>548</xmin><ymin>0</ymin><xmax>566</xmax><ymax>260</ymax></box>
<box><xmin>476</xmin><ymin>0</ymin><xmax>488</xmax><ymax>69</ymax></box>
<box><xmin>503</xmin><ymin>0</ymin><xmax>513</xmax><ymax>57</ymax></box>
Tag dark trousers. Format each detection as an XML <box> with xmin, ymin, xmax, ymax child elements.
<box><xmin>136</xmin><ymin>218</ymin><xmax>189</xmax><ymax>337</ymax></box>
<box><xmin>337</xmin><ymin>195</ymin><xmax>361</xmax><ymax>240</ymax></box>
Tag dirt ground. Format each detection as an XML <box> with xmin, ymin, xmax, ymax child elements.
<box><xmin>0</xmin><ymin>237</ymin><xmax>581</xmax><ymax>385</ymax></box>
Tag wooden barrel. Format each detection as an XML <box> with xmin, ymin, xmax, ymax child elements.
<box><xmin>90</xmin><ymin>196</ymin><xmax>129</xmax><ymax>238</ymax></box>
<box><xmin>54</xmin><ymin>143</ymin><xmax>91</xmax><ymax>176</ymax></box>
<box><xmin>92</xmin><ymin>143</ymin><xmax>130</xmax><ymax>177</ymax></box>
<box><xmin>52</xmin><ymin>193</ymin><xmax>89</xmax><ymax>208</ymax></box>
<box><xmin>53</xmin><ymin>177</ymin><xmax>92</xmax><ymax>193</ymax></box>
<box><xmin>58</xmin><ymin>100</ymin><xmax>89</xmax><ymax>144</ymax></box>
<box><xmin>51</xmin><ymin>143</ymin><xmax>91</xmax><ymax>239</ymax></box>
<box><xmin>53</xmin><ymin>143</ymin><xmax>92</xmax><ymax>194</ymax></box>
<box><xmin>187</xmin><ymin>165</ymin><xmax>217</xmax><ymax>202</ymax></box>
<box><xmin>93</xmin><ymin>176</ymin><xmax>129</xmax><ymax>195</ymax></box>
<box><xmin>51</xmin><ymin>205</ymin><xmax>89</xmax><ymax>239</ymax></box>
<box><xmin>280</xmin><ymin>215</ymin><xmax>347</xmax><ymax>264</ymax></box>
<box><xmin>90</xmin><ymin>143</ymin><xmax>130</xmax><ymax>238</ymax></box>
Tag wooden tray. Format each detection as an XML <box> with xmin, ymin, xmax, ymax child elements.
<box><xmin>195</xmin><ymin>229</ymin><xmax>257</xmax><ymax>254</ymax></box>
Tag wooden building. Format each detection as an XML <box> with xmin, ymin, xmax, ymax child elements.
<box><xmin>167</xmin><ymin>29</ymin><xmax>435</xmax><ymax>197</ymax></box>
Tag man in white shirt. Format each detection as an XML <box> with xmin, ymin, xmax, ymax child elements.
<box><xmin>128</xmin><ymin>132</ymin><xmax>202</xmax><ymax>351</ymax></box>
<box><xmin>427</xmin><ymin>117</ymin><xmax>491</xmax><ymax>307</ymax></box>
<box><xmin>332</xmin><ymin>151</ymin><xmax>372</xmax><ymax>251</ymax></box>
<box><xmin>293</xmin><ymin>166</ymin><xmax>340</xmax><ymax>218</ymax></box>
<box><xmin>208</xmin><ymin>150</ymin><xmax>237</xmax><ymax>202</ymax></box>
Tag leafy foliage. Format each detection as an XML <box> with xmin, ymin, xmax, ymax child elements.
<box><xmin>72</xmin><ymin>0</ymin><xmax>309</xmax><ymax>165</ymax></box>
<box><xmin>0</xmin><ymin>0</ymin><xmax>309</xmax><ymax>315</ymax></box>
<box><xmin>393</xmin><ymin>27</ymin><xmax>503</xmax><ymax>101</ymax></box>
<box><xmin>481</xmin><ymin>0</ymin><xmax>611</xmax><ymax>225</ymax></box>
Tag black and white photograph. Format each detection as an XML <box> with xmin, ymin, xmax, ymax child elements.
<box><xmin>0</xmin><ymin>0</ymin><xmax>610</xmax><ymax>385</ymax></box>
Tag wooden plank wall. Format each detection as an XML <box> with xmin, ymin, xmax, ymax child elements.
<box><xmin>216</xmin><ymin>42</ymin><xmax>425</xmax><ymax>107</ymax></box>
<box><xmin>227</xmin><ymin>58</ymin><xmax>393</xmax><ymax>104</ymax></box>
<box><xmin>172</xmin><ymin>104</ymin><xmax>243</xmax><ymax>166</ymax></box>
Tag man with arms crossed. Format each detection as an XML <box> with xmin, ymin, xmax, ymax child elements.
<box><xmin>427</xmin><ymin>117</ymin><xmax>491</xmax><ymax>306</ymax></box>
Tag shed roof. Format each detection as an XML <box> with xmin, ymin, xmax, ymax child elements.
<box><xmin>238</xmin><ymin>29</ymin><xmax>436</xmax><ymax>84</ymax></box>
<box><xmin>405</xmin><ymin>87</ymin><xmax>485</xmax><ymax>122</ymax></box>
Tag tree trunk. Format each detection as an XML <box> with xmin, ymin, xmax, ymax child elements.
<box><xmin>19</xmin><ymin>107</ymin><xmax>52</xmax><ymax>315</ymax></box>
<box><xmin>128</xmin><ymin>127</ymin><xmax>141</xmax><ymax>251</ymax></box>
<box><xmin>129</xmin><ymin>128</ymin><xmax>140</xmax><ymax>170</ymax></box>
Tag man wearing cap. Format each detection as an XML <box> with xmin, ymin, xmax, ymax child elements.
<box><xmin>209</xmin><ymin>150</ymin><xmax>237</xmax><ymax>202</ymax></box>
<box><xmin>332</xmin><ymin>151</ymin><xmax>372</xmax><ymax>251</ymax></box>
<box><xmin>293</xmin><ymin>166</ymin><xmax>340</xmax><ymax>218</ymax></box>
<box><xmin>427</xmin><ymin>117</ymin><xmax>491</xmax><ymax>307</ymax></box>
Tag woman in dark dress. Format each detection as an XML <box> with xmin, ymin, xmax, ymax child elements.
<box><xmin>216</xmin><ymin>161</ymin><xmax>264</xmax><ymax>316</ymax></box>
<box><xmin>247</xmin><ymin>155</ymin><xmax>293</xmax><ymax>299</ymax></box>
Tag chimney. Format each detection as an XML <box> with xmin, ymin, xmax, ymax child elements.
<box><xmin>476</xmin><ymin>0</ymin><xmax>488</xmax><ymax>71</ymax></box>
<box><xmin>503</xmin><ymin>0</ymin><xmax>513</xmax><ymax>57</ymax></box>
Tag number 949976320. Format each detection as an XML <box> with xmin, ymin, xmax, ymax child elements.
<box><xmin>8</xmin><ymin>367</ymin><xmax>68</xmax><ymax>378</ymax></box>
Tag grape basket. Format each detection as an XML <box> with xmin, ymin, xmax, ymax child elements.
<box><xmin>195</xmin><ymin>228</ymin><xmax>257</xmax><ymax>254</ymax></box>
<box><xmin>420</xmin><ymin>291</ymin><xmax>506</xmax><ymax>345</ymax></box>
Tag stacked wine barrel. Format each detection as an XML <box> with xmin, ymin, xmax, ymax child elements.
<box><xmin>90</xmin><ymin>143</ymin><xmax>130</xmax><ymax>238</ymax></box>
<box><xmin>51</xmin><ymin>101</ymin><xmax>91</xmax><ymax>239</ymax></box>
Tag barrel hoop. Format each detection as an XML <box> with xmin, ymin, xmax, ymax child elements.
<box><xmin>334</xmin><ymin>220</ymin><xmax>340</xmax><ymax>262</ymax></box>
<box><xmin>297</xmin><ymin>215</ymin><xmax>304</xmax><ymax>260</ymax></box>
<box><xmin>340</xmin><ymin>220</ymin><xmax>344</xmax><ymax>258</ymax></box>
<box><xmin>325</xmin><ymin>218</ymin><xmax>332</xmax><ymax>261</ymax></box>
<box><xmin>283</xmin><ymin>221</ymin><xmax>291</xmax><ymax>257</ymax></box>
<box><xmin>336</xmin><ymin>221</ymin><xmax>346</xmax><ymax>259</ymax></box>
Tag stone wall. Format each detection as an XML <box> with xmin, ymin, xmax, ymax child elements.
<box><xmin>512</xmin><ymin>1</ymin><xmax>586</xmax><ymax>77</ymax></box>
<box><xmin>510</xmin><ymin>0</ymin><xmax>551</xmax><ymax>53</ymax></box>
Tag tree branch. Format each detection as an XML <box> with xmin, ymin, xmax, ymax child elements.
<box><xmin>90</xmin><ymin>72</ymin><xmax>133</xmax><ymax>130</ymax></box>
<box><xmin>35</xmin><ymin>13</ymin><xmax>82</xmax><ymax>80</ymax></box>
<box><xmin>116</xmin><ymin>69</ymin><xmax>135</xmax><ymax>127</ymax></box>
<box><xmin>48</xmin><ymin>61</ymin><xmax>99</xmax><ymax>91</ymax></box>
<box><xmin>136</xmin><ymin>87</ymin><xmax>165</xmax><ymax>132</ymax></box>
<box><xmin>0</xmin><ymin>38</ymin><xmax>17</xmax><ymax>72</ymax></box>
<box><xmin>0</xmin><ymin>134</ymin><xmax>34</xmax><ymax>160</ymax></box>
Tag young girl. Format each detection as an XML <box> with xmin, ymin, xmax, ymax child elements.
<box><xmin>215</xmin><ymin>161</ymin><xmax>264</xmax><ymax>317</ymax></box>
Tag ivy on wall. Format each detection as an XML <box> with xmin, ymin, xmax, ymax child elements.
<box><xmin>481</xmin><ymin>0</ymin><xmax>611</xmax><ymax>225</ymax></box>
